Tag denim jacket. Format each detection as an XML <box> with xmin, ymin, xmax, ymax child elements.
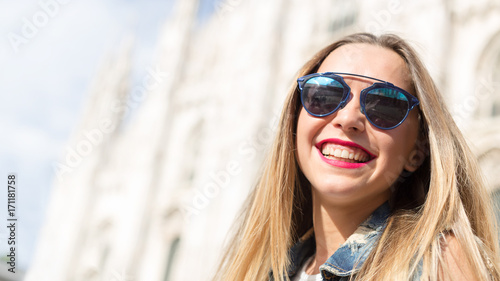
<box><xmin>274</xmin><ymin>203</ymin><xmax>390</xmax><ymax>281</ymax></box>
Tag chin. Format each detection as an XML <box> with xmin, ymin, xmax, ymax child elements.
<box><xmin>311</xmin><ymin>182</ymin><xmax>390</xmax><ymax>206</ymax></box>
<box><xmin>312</xmin><ymin>183</ymin><xmax>363</xmax><ymax>198</ymax></box>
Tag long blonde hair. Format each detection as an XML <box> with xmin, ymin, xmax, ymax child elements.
<box><xmin>214</xmin><ymin>33</ymin><xmax>500</xmax><ymax>281</ymax></box>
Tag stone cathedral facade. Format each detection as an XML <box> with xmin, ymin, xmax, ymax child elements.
<box><xmin>26</xmin><ymin>0</ymin><xmax>500</xmax><ymax>280</ymax></box>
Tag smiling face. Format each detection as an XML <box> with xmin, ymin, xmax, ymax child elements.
<box><xmin>296</xmin><ymin>43</ymin><xmax>421</xmax><ymax>208</ymax></box>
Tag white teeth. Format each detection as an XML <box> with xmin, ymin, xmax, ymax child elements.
<box><xmin>321</xmin><ymin>145</ymin><xmax>371</xmax><ymax>163</ymax></box>
<box><xmin>341</xmin><ymin>150</ymin><xmax>349</xmax><ymax>158</ymax></box>
<box><xmin>334</xmin><ymin>149</ymin><xmax>342</xmax><ymax>157</ymax></box>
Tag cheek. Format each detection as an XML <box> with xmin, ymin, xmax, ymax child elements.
<box><xmin>401</xmin><ymin>111</ymin><xmax>421</xmax><ymax>152</ymax></box>
<box><xmin>296</xmin><ymin>109</ymin><xmax>318</xmax><ymax>166</ymax></box>
<box><xmin>380</xmin><ymin>114</ymin><xmax>420</xmax><ymax>164</ymax></box>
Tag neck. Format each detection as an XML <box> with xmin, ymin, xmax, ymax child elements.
<box><xmin>305</xmin><ymin>192</ymin><xmax>386</xmax><ymax>275</ymax></box>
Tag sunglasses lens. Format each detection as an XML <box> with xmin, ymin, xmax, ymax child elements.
<box><xmin>365</xmin><ymin>87</ymin><xmax>409</xmax><ymax>128</ymax></box>
<box><xmin>302</xmin><ymin>77</ymin><xmax>345</xmax><ymax>116</ymax></box>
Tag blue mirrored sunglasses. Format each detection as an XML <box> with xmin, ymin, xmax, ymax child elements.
<box><xmin>297</xmin><ymin>72</ymin><xmax>420</xmax><ymax>130</ymax></box>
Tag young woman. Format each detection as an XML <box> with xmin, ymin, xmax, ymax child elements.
<box><xmin>215</xmin><ymin>33</ymin><xmax>500</xmax><ymax>280</ymax></box>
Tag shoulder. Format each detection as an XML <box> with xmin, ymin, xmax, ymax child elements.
<box><xmin>438</xmin><ymin>233</ymin><xmax>477</xmax><ymax>281</ymax></box>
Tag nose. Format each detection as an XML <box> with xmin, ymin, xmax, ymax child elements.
<box><xmin>331</xmin><ymin>92</ymin><xmax>366</xmax><ymax>132</ymax></box>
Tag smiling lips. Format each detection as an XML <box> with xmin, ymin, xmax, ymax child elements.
<box><xmin>316</xmin><ymin>138</ymin><xmax>376</xmax><ymax>168</ymax></box>
<box><xmin>321</xmin><ymin>144</ymin><xmax>370</xmax><ymax>163</ymax></box>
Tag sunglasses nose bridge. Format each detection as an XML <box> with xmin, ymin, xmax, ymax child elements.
<box><xmin>330</xmin><ymin>91</ymin><xmax>367</xmax><ymax>132</ymax></box>
<box><xmin>338</xmin><ymin>91</ymin><xmax>352</xmax><ymax>110</ymax></box>
<box><xmin>340</xmin><ymin>91</ymin><xmax>363</xmax><ymax>115</ymax></box>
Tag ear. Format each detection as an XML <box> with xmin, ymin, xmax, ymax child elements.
<box><xmin>404</xmin><ymin>148</ymin><xmax>425</xmax><ymax>172</ymax></box>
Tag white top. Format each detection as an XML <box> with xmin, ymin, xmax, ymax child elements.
<box><xmin>291</xmin><ymin>257</ymin><xmax>323</xmax><ymax>281</ymax></box>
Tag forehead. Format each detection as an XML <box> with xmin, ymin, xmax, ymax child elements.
<box><xmin>317</xmin><ymin>43</ymin><xmax>411</xmax><ymax>90</ymax></box>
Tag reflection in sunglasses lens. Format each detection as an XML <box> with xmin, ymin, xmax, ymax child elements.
<box><xmin>303</xmin><ymin>77</ymin><xmax>344</xmax><ymax>115</ymax></box>
<box><xmin>365</xmin><ymin>88</ymin><xmax>409</xmax><ymax>128</ymax></box>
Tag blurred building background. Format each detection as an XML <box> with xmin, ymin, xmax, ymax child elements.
<box><xmin>25</xmin><ymin>0</ymin><xmax>500</xmax><ymax>280</ymax></box>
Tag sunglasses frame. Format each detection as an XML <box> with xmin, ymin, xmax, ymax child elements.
<box><xmin>297</xmin><ymin>72</ymin><xmax>420</xmax><ymax>130</ymax></box>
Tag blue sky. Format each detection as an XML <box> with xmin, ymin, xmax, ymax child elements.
<box><xmin>0</xmin><ymin>0</ymin><xmax>216</xmax><ymax>271</ymax></box>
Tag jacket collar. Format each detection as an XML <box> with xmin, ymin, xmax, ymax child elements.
<box><xmin>287</xmin><ymin>202</ymin><xmax>390</xmax><ymax>278</ymax></box>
